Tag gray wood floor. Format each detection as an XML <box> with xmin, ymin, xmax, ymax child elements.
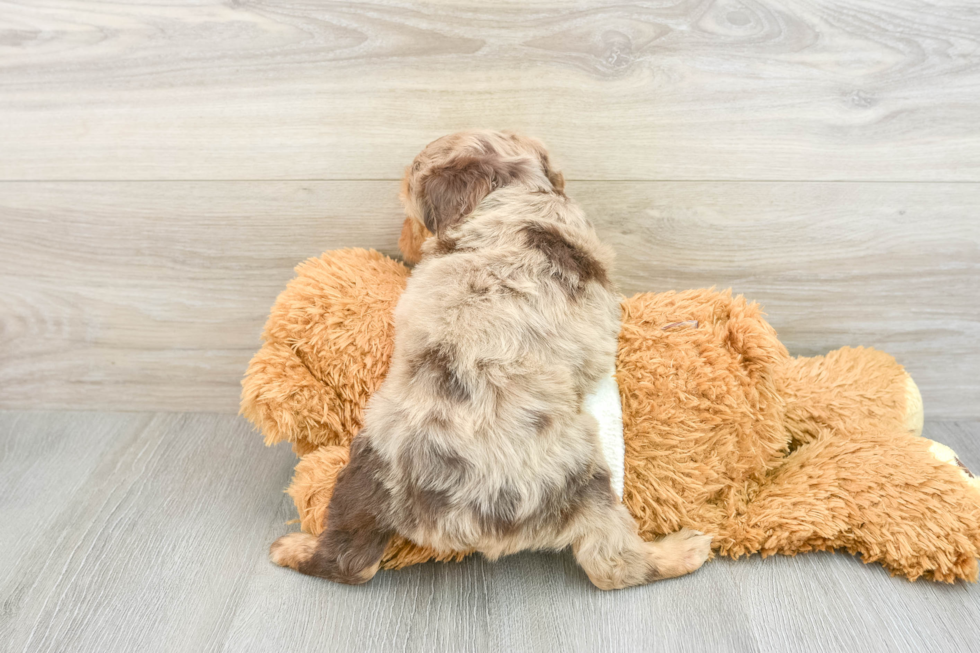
<box><xmin>1</xmin><ymin>410</ymin><xmax>978</xmax><ymax>653</ymax></box>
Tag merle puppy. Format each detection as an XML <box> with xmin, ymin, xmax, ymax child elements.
<box><xmin>270</xmin><ymin>131</ymin><xmax>711</xmax><ymax>589</ymax></box>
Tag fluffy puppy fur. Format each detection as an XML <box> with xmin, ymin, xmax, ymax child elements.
<box><xmin>270</xmin><ymin>131</ymin><xmax>711</xmax><ymax>589</ymax></box>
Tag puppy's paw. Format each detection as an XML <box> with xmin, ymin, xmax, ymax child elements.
<box><xmin>269</xmin><ymin>532</ymin><xmax>317</xmax><ymax>570</ymax></box>
<box><xmin>650</xmin><ymin>528</ymin><xmax>713</xmax><ymax>579</ymax></box>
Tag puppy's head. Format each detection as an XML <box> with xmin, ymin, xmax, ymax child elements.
<box><xmin>399</xmin><ymin>131</ymin><xmax>564</xmax><ymax>263</ymax></box>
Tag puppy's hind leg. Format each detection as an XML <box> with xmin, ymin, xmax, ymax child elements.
<box><xmin>270</xmin><ymin>436</ymin><xmax>393</xmax><ymax>585</ymax></box>
<box><xmin>570</xmin><ymin>489</ymin><xmax>711</xmax><ymax>590</ymax></box>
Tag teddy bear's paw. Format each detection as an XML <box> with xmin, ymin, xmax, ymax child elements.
<box><xmin>926</xmin><ymin>440</ymin><xmax>980</xmax><ymax>494</ymax></box>
<box><xmin>269</xmin><ymin>532</ymin><xmax>318</xmax><ymax>570</ymax></box>
<box><xmin>649</xmin><ymin>528</ymin><xmax>713</xmax><ymax>580</ymax></box>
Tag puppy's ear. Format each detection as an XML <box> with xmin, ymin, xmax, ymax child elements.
<box><xmin>540</xmin><ymin>152</ymin><xmax>565</xmax><ymax>194</ymax></box>
<box><xmin>418</xmin><ymin>155</ymin><xmax>526</xmax><ymax>236</ymax></box>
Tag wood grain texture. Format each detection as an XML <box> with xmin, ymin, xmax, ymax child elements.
<box><xmin>0</xmin><ymin>180</ymin><xmax>405</xmax><ymax>412</ymax></box>
<box><xmin>2</xmin><ymin>180</ymin><xmax>977</xmax><ymax>417</ymax></box>
<box><xmin>0</xmin><ymin>411</ymin><xmax>297</xmax><ymax>653</ymax></box>
<box><xmin>0</xmin><ymin>411</ymin><xmax>978</xmax><ymax>652</ymax></box>
<box><xmin>1</xmin><ymin>1</ymin><xmax>979</xmax><ymax>181</ymax></box>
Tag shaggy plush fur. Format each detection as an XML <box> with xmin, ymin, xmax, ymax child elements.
<box><xmin>241</xmin><ymin>249</ymin><xmax>409</xmax><ymax>456</ymax></box>
<box><xmin>243</xmin><ymin>249</ymin><xmax>980</xmax><ymax>583</ymax></box>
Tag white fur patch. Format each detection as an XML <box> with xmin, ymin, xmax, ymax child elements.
<box><xmin>584</xmin><ymin>372</ymin><xmax>625</xmax><ymax>499</ymax></box>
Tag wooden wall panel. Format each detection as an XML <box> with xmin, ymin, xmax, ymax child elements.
<box><xmin>1</xmin><ymin>1</ymin><xmax>978</xmax><ymax>181</ymax></box>
<box><xmin>2</xmin><ymin>180</ymin><xmax>976</xmax><ymax>417</ymax></box>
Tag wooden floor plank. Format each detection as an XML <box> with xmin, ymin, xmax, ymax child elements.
<box><xmin>1</xmin><ymin>1</ymin><xmax>978</xmax><ymax>181</ymax></box>
<box><xmin>2</xmin><ymin>180</ymin><xmax>976</xmax><ymax>417</ymax></box>
<box><xmin>222</xmin><ymin>547</ymin><xmax>759</xmax><ymax>653</ymax></box>
<box><xmin>1</xmin><ymin>412</ymin><xmax>978</xmax><ymax>652</ymax></box>
<box><xmin>0</xmin><ymin>411</ymin><xmax>297</xmax><ymax>653</ymax></box>
<box><xmin>0</xmin><ymin>412</ymin><xmax>149</xmax><ymax>652</ymax></box>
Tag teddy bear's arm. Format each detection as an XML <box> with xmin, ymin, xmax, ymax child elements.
<box><xmin>241</xmin><ymin>340</ymin><xmax>350</xmax><ymax>455</ymax></box>
<box><xmin>241</xmin><ymin>249</ymin><xmax>412</xmax><ymax>454</ymax></box>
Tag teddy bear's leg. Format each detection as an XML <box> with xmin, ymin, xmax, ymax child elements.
<box><xmin>730</xmin><ymin>348</ymin><xmax>980</xmax><ymax>581</ymax></box>
<box><xmin>270</xmin><ymin>437</ymin><xmax>393</xmax><ymax>584</ymax></box>
<box><xmin>776</xmin><ymin>346</ymin><xmax>923</xmax><ymax>450</ymax></box>
<box><xmin>283</xmin><ymin>446</ymin><xmax>351</xmax><ymax>535</ymax></box>
<box><xmin>241</xmin><ymin>340</ymin><xmax>347</xmax><ymax>456</ymax></box>
<box><xmin>728</xmin><ymin>423</ymin><xmax>980</xmax><ymax>582</ymax></box>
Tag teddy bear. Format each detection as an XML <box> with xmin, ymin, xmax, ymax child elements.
<box><xmin>241</xmin><ymin>222</ymin><xmax>980</xmax><ymax>583</ymax></box>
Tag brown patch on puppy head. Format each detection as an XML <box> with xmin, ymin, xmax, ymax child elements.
<box><xmin>521</xmin><ymin>223</ymin><xmax>609</xmax><ymax>297</ymax></box>
<box><xmin>417</xmin><ymin>154</ymin><xmax>499</xmax><ymax>236</ymax></box>
<box><xmin>414</xmin><ymin>147</ymin><xmax>551</xmax><ymax>238</ymax></box>
<box><xmin>399</xmin><ymin>131</ymin><xmax>566</xmax><ymax>247</ymax></box>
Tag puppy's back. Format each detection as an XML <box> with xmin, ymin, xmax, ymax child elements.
<box><xmin>367</xmin><ymin>187</ymin><xmax>621</xmax><ymax>555</ymax></box>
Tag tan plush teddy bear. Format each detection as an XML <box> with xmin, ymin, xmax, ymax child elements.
<box><xmin>242</xmin><ymin>238</ymin><xmax>980</xmax><ymax>582</ymax></box>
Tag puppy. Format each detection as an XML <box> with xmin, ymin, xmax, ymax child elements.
<box><xmin>270</xmin><ymin>131</ymin><xmax>711</xmax><ymax>589</ymax></box>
